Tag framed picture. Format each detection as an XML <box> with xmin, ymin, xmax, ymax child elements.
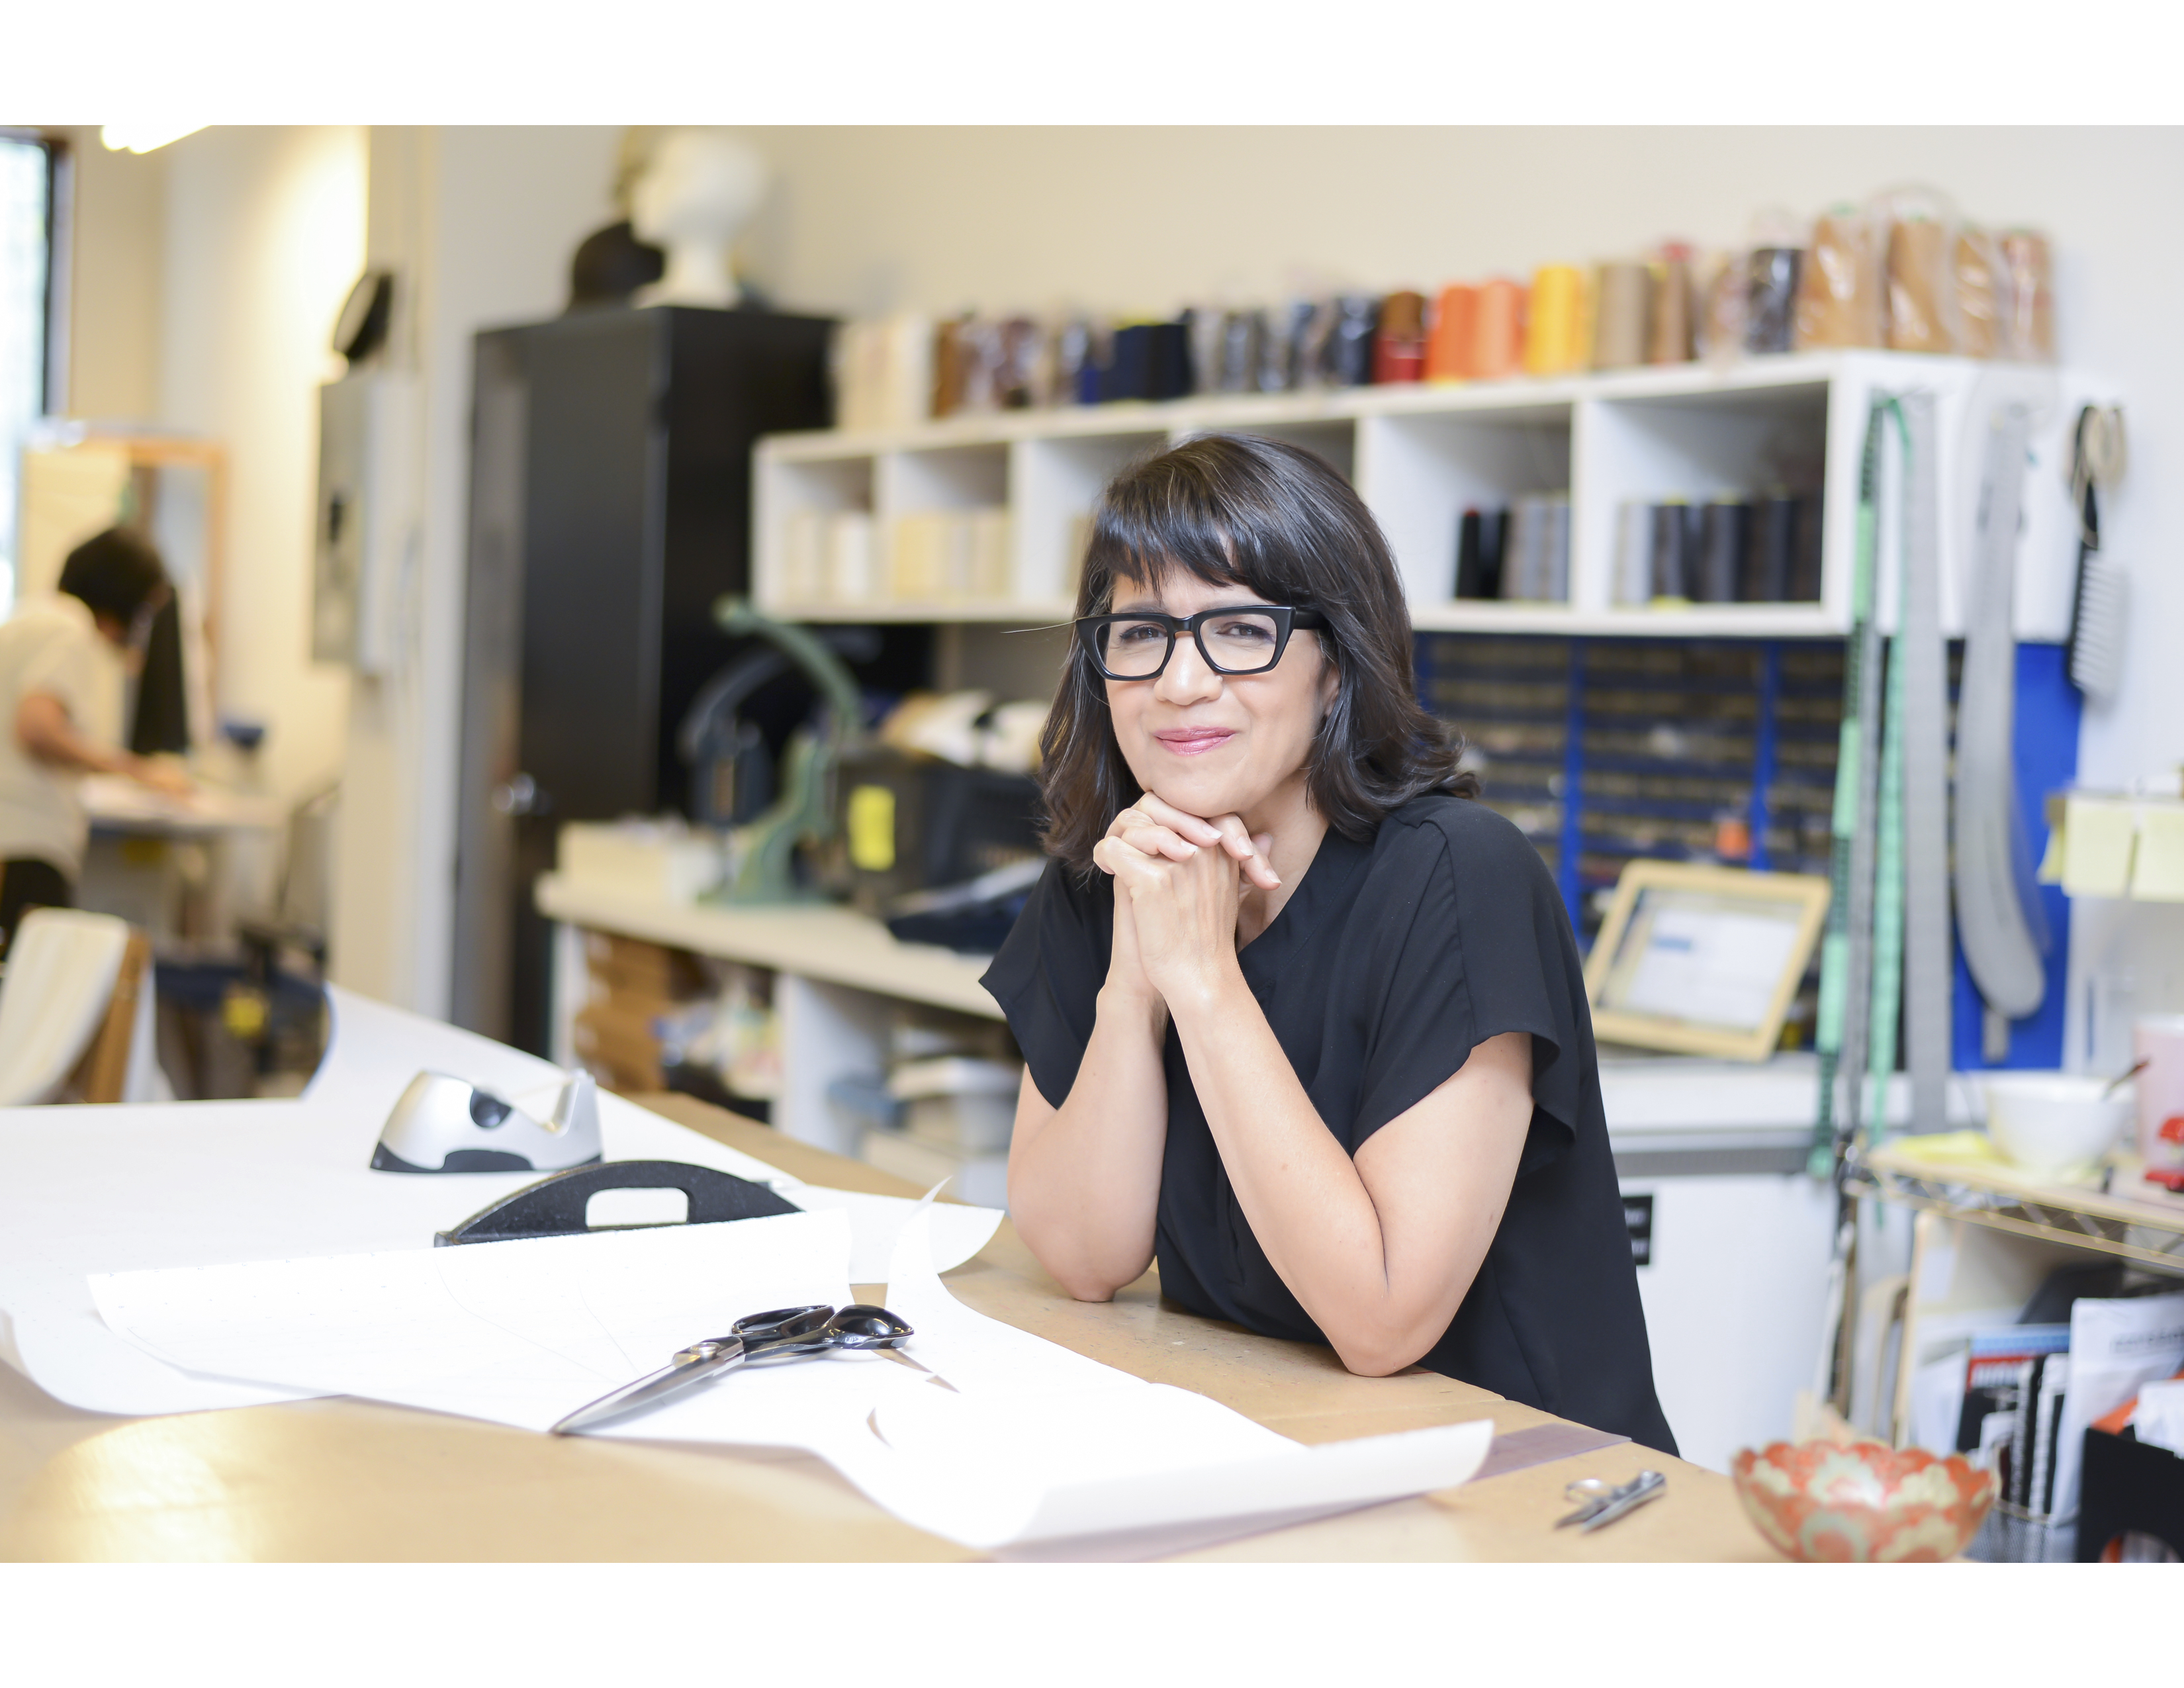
<box><xmin>1584</xmin><ymin>861</ymin><xmax>1831</xmax><ymax>1062</ymax></box>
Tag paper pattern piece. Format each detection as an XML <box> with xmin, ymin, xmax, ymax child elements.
<box><xmin>89</xmin><ymin>1200</ymin><xmax>1493</xmax><ymax>1558</ymax></box>
<box><xmin>0</xmin><ymin>988</ymin><xmax>995</xmax><ymax>1416</ymax></box>
<box><xmin>94</xmin><ymin>1211</ymin><xmax>856</xmax><ymax>1431</ymax></box>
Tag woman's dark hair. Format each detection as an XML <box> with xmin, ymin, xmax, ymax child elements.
<box><xmin>1038</xmin><ymin>433</ymin><xmax>1475</xmax><ymax>870</ymax></box>
<box><xmin>57</xmin><ymin>528</ymin><xmax>169</xmax><ymax>626</ymax></box>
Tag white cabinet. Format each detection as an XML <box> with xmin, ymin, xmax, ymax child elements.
<box><xmin>755</xmin><ymin>351</ymin><xmax>2113</xmax><ymax>643</ymax></box>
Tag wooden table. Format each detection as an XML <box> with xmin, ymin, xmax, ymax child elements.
<box><xmin>0</xmin><ymin>1098</ymin><xmax>1775</xmax><ymax>1561</ymax></box>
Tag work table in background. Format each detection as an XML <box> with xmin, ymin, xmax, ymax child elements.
<box><xmin>0</xmin><ymin>1096</ymin><xmax>1773</xmax><ymax>1562</ymax></box>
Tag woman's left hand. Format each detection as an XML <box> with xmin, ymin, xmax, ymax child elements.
<box><xmin>1094</xmin><ymin>821</ymin><xmax>1253</xmax><ymax>1008</ymax></box>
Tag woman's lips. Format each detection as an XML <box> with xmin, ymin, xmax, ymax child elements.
<box><xmin>1152</xmin><ymin>727</ymin><xmax>1236</xmax><ymax>757</ymax></box>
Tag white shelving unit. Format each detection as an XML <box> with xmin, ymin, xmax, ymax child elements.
<box><xmin>756</xmin><ymin>351</ymin><xmax>2113</xmax><ymax>642</ymax></box>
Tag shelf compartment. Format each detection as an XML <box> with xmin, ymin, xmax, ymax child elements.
<box><xmin>1359</xmin><ymin>404</ymin><xmax>1572</xmax><ymax>609</ymax></box>
<box><xmin>1577</xmin><ymin>380</ymin><xmax>1831</xmax><ymax>617</ymax></box>
<box><xmin>1010</xmin><ymin>430</ymin><xmax>1164</xmax><ymax>609</ymax></box>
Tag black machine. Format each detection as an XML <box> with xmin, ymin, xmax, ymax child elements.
<box><xmin>453</xmin><ymin>305</ymin><xmax>835</xmax><ymax>1053</ymax></box>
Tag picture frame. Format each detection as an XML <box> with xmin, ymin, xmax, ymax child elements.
<box><xmin>1583</xmin><ymin>861</ymin><xmax>1831</xmax><ymax>1062</ymax></box>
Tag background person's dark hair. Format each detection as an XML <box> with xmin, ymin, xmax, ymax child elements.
<box><xmin>1038</xmin><ymin>433</ymin><xmax>1476</xmax><ymax>872</ymax></box>
<box><xmin>56</xmin><ymin>527</ymin><xmax>169</xmax><ymax>627</ymax></box>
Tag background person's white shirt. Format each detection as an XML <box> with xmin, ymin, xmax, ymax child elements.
<box><xmin>0</xmin><ymin>595</ymin><xmax>126</xmax><ymax>877</ymax></box>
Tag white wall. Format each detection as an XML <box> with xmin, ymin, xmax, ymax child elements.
<box><xmin>735</xmin><ymin>126</ymin><xmax>2184</xmax><ymax>793</ymax></box>
<box><xmin>156</xmin><ymin>125</ymin><xmax>365</xmax><ymax>801</ymax></box>
<box><xmin>328</xmin><ymin>126</ymin><xmax>618</xmax><ymax>1012</ymax></box>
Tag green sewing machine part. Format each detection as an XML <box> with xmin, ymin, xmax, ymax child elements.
<box><xmin>707</xmin><ymin>597</ymin><xmax>867</xmax><ymax>904</ymax></box>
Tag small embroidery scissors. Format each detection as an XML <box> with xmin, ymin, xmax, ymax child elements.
<box><xmin>1555</xmin><ymin>1469</ymin><xmax>1666</xmax><ymax>1532</ymax></box>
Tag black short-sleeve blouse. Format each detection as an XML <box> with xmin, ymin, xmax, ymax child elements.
<box><xmin>981</xmin><ymin>792</ymin><xmax>1676</xmax><ymax>1454</ymax></box>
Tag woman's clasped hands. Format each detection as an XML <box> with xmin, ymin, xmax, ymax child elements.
<box><xmin>1091</xmin><ymin>792</ymin><xmax>1281</xmax><ymax>1007</ymax></box>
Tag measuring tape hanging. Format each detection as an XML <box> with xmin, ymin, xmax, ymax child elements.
<box><xmin>1812</xmin><ymin>396</ymin><xmax>1898</xmax><ymax>1177</ymax></box>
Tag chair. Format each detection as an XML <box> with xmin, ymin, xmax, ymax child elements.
<box><xmin>0</xmin><ymin>909</ymin><xmax>163</xmax><ymax>1105</ymax></box>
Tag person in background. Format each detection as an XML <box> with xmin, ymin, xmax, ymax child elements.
<box><xmin>0</xmin><ymin>528</ymin><xmax>192</xmax><ymax>957</ymax></box>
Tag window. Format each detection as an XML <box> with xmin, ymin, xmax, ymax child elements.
<box><xmin>1</xmin><ymin>132</ymin><xmax>60</xmax><ymax>614</ymax></box>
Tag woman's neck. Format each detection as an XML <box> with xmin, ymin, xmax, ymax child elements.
<box><xmin>1235</xmin><ymin>777</ymin><xmax>1328</xmax><ymax>947</ymax></box>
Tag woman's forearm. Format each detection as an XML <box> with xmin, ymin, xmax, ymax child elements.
<box><xmin>1164</xmin><ymin>969</ymin><xmax>1486</xmax><ymax>1375</ymax></box>
<box><xmin>1005</xmin><ymin>984</ymin><xmax>1171</xmax><ymax>1300</ymax></box>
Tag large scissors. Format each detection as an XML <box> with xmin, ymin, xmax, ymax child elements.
<box><xmin>550</xmin><ymin>1303</ymin><xmax>913</xmax><ymax>1436</ymax></box>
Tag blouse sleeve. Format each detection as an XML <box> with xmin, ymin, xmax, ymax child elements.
<box><xmin>979</xmin><ymin>860</ymin><xmax>1109</xmax><ymax>1110</ymax></box>
<box><xmin>1351</xmin><ymin>807</ymin><xmax>1592</xmax><ymax>1176</ymax></box>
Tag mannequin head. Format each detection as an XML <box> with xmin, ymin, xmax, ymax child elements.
<box><xmin>630</xmin><ymin>130</ymin><xmax>767</xmax><ymax>308</ymax></box>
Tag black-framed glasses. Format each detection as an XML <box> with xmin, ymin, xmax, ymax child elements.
<box><xmin>1075</xmin><ymin>604</ymin><xmax>1328</xmax><ymax>680</ymax></box>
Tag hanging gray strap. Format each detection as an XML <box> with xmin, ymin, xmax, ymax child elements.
<box><xmin>1899</xmin><ymin>392</ymin><xmax>1953</xmax><ymax>1133</ymax></box>
<box><xmin>1955</xmin><ymin>404</ymin><xmax>2047</xmax><ymax>1030</ymax></box>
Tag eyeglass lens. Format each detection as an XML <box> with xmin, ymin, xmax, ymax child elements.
<box><xmin>1099</xmin><ymin>610</ymin><xmax>1283</xmax><ymax>676</ymax></box>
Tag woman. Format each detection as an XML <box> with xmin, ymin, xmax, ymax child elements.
<box><xmin>983</xmin><ymin>434</ymin><xmax>1674</xmax><ymax>1452</ymax></box>
<box><xmin>0</xmin><ymin>527</ymin><xmax>191</xmax><ymax>956</ymax></box>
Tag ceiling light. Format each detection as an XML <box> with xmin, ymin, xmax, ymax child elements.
<box><xmin>100</xmin><ymin>124</ymin><xmax>206</xmax><ymax>155</ymax></box>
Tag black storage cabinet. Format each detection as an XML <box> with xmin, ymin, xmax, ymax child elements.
<box><xmin>453</xmin><ymin>305</ymin><xmax>833</xmax><ymax>1053</ymax></box>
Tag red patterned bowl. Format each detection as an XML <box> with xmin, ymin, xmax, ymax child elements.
<box><xmin>1731</xmin><ymin>1439</ymin><xmax>1996</xmax><ymax>1562</ymax></box>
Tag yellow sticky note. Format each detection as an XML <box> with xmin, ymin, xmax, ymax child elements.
<box><xmin>2037</xmin><ymin>825</ymin><xmax>2064</xmax><ymax>885</ymax></box>
<box><xmin>2129</xmin><ymin>805</ymin><xmax>2184</xmax><ymax>902</ymax></box>
<box><xmin>2062</xmin><ymin>796</ymin><xmax>2137</xmax><ymax>898</ymax></box>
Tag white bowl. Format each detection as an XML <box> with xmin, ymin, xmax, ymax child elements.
<box><xmin>1979</xmin><ymin>1072</ymin><xmax>2133</xmax><ymax>1178</ymax></box>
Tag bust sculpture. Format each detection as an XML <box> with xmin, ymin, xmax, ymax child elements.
<box><xmin>630</xmin><ymin>129</ymin><xmax>768</xmax><ymax>310</ymax></box>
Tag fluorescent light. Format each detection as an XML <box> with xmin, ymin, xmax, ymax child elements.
<box><xmin>100</xmin><ymin>124</ymin><xmax>206</xmax><ymax>155</ymax></box>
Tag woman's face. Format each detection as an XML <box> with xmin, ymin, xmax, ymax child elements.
<box><xmin>1104</xmin><ymin>569</ymin><xmax>1333</xmax><ymax>823</ymax></box>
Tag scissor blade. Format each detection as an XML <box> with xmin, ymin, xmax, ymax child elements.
<box><xmin>1579</xmin><ymin>1471</ymin><xmax>1665</xmax><ymax>1532</ymax></box>
<box><xmin>550</xmin><ymin>1342</ymin><xmax>744</xmax><ymax>1435</ymax></box>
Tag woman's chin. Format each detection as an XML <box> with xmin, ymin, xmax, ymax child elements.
<box><xmin>1145</xmin><ymin>773</ymin><xmax>1257</xmax><ymax>820</ymax></box>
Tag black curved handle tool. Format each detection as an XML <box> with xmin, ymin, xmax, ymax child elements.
<box><xmin>433</xmin><ymin>1159</ymin><xmax>802</xmax><ymax>1246</ymax></box>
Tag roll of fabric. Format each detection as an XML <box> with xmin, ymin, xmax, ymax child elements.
<box><xmin>1373</xmin><ymin>290</ymin><xmax>1428</xmax><ymax>384</ymax></box>
<box><xmin>1504</xmin><ymin>498</ymin><xmax>1545</xmax><ymax>600</ymax></box>
<box><xmin>1613</xmin><ymin>500</ymin><xmax>1653</xmax><ymax>604</ymax></box>
<box><xmin>1953</xmin><ymin>227</ymin><xmax>2001</xmax><ymax>360</ymax></box>
<box><xmin>1523</xmin><ymin>265</ymin><xmax>1586</xmax><ymax>375</ymax></box>
<box><xmin>1649</xmin><ymin>258</ymin><xmax>1694</xmax><ymax>363</ymax></box>
<box><xmin>1999</xmin><ymin>229</ymin><xmax>2055</xmax><ymax>361</ymax></box>
<box><xmin>1454</xmin><ymin>506</ymin><xmax>1510</xmax><ymax>598</ymax></box>
<box><xmin>1886</xmin><ymin>218</ymin><xmax>1953</xmax><ymax>353</ymax></box>
<box><xmin>1746</xmin><ymin>248</ymin><xmax>1801</xmax><ymax>355</ymax></box>
<box><xmin>1698</xmin><ymin>500</ymin><xmax>1748</xmax><ymax>602</ymax></box>
<box><xmin>1218</xmin><ymin>309</ymin><xmax>1262</xmax><ymax>393</ymax></box>
<box><xmin>1791</xmin><ymin>496</ymin><xmax>1824</xmax><ymax>601</ymax></box>
<box><xmin>1541</xmin><ymin>496</ymin><xmax>1572</xmax><ymax>602</ymax></box>
<box><xmin>1793</xmin><ymin>209</ymin><xmax>1882</xmax><ymax>350</ymax></box>
<box><xmin>1697</xmin><ymin>254</ymin><xmax>1747</xmax><ymax>361</ymax></box>
<box><xmin>931</xmin><ymin>316</ymin><xmax>969</xmax><ymax>416</ymax></box>
<box><xmin>1425</xmin><ymin>285</ymin><xmax>1477</xmax><ymax>383</ymax></box>
<box><xmin>1649</xmin><ymin>500</ymin><xmax>1690</xmax><ymax>600</ymax></box>
<box><xmin>1259</xmin><ymin>302</ymin><xmax>1309</xmax><ymax>392</ymax></box>
<box><xmin>1471</xmin><ymin>279</ymin><xmax>1526</xmax><ymax>379</ymax></box>
<box><xmin>1592</xmin><ymin>261</ymin><xmax>1652</xmax><ymax>370</ymax></box>
<box><xmin>1746</xmin><ymin>494</ymin><xmax>1798</xmax><ymax>602</ymax></box>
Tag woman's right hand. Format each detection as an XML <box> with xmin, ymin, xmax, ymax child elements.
<box><xmin>1093</xmin><ymin>794</ymin><xmax>1279</xmax><ymax>1004</ymax></box>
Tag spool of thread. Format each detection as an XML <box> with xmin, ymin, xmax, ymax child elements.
<box><xmin>1373</xmin><ymin>290</ymin><xmax>1427</xmax><ymax>384</ymax></box>
<box><xmin>1745</xmin><ymin>494</ymin><xmax>1797</xmax><ymax>601</ymax></box>
<box><xmin>1218</xmin><ymin>310</ymin><xmax>1262</xmax><ymax>393</ymax></box>
<box><xmin>1999</xmin><ymin>229</ymin><xmax>2054</xmax><ymax>361</ymax></box>
<box><xmin>1952</xmin><ymin>228</ymin><xmax>2000</xmax><ymax>360</ymax></box>
<box><xmin>1746</xmin><ymin>248</ymin><xmax>1801</xmax><ymax>355</ymax></box>
<box><xmin>1328</xmin><ymin>293</ymin><xmax>1379</xmax><ymax>387</ymax></box>
<box><xmin>1259</xmin><ymin>303</ymin><xmax>1307</xmax><ymax>392</ymax></box>
<box><xmin>1454</xmin><ymin>506</ymin><xmax>1508</xmax><ymax>598</ymax></box>
<box><xmin>1613</xmin><ymin>500</ymin><xmax>1653</xmax><ymax>604</ymax></box>
<box><xmin>1524</xmin><ymin>265</ymin><xmax>1586</xmax><ymax>376</ymax></box>
<box><xmin>1698</xmin><ymin>500</ymin><xmax>1748</xmax><ymax>603</ymax></box>
<box><xmin>1649</xmin><ymin>258</ymin><xmax>1694</xmax><ymax>363</ymax></box>
<box><xmin>1650</xmin><ymin>500</ymin><xmax>1690</xmax><ymax>600</ymax></box>
<box><xmin>1793</xmin><ymin>209</ymin><xmax>1882</xmax><ymax>350</ymax></box>
<box><xmin>1592</xmin><ymin>262</ymin><xmax>1652</xmax><ymax>371</ymax></box>
<box><xmin>1886</xmin><ymin>218</ymin><xmax>1952</xmax><ymax>353</ymax></box>
<box><xmin>1425</xmin><ymin>285</ymin><xmax>1477</xmax><ymax>383</ymax></box>
<box><xmin>1471</xmin><ymin>279</ymin><xmax>1526</xmax><ymax>379</ymax></box>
